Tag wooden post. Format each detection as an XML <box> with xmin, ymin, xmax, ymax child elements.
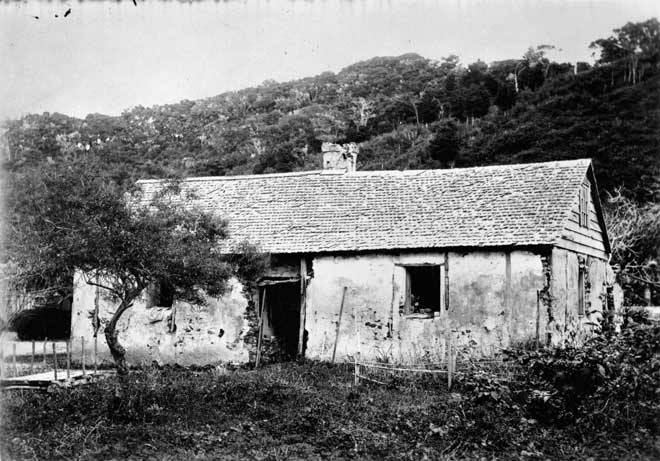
<box><xmin>12</xmin><ymin>342</ymin><xmax>17</xmax><ymax>376</ymax></box>
<box><xmin>66</xmin><ymin>340</ymin><xmax>71</xmax><ymax>379</ymax></box>
<box><xmin>31</xmin><ymin>341</ymin><xmax>35</xmax><ymax>374</ymax></box>
<box><xmin>52</xmin><ymin>342</ymin><xmax>58</xmax><ymax>381</ymax></box>
<box><xmin>354</xmin><ymin>304</ymin><xmax>360</xmax><ymax>385</ymax></box>
<box><xmin>536</xmin><ymin>290</ymin><xmax>541</xmax><ymax>350</ymax></box>
<box><xmin>447</xmin><ymin>332</ymin><xmax>453</xmax><ymax>390</ymax></box>
<box><xmin>81</xmin><ymin>337</ymin><xmax>86</xmax><ymax>376</ymax></box>
<box><xmin>94</xmin><ymin>335</ymin><xmax>98</xmax><ymax>375</ymax></box>
<box><xmin>255</xmin><ymin>288</ymin><xmax>267</xmax><ymax>368</ymax></box>
<box><xmin>331</xmin><ymin>287</ymin><xmax>348</xmax><ymax>364</ymax></box>
<box><xmin>94</xmin><ymin>283</ymin><xmax>99</xmax><ymax>374</ymax></box>
<box><xmin>43</xmin><ymin>339</ymin><xmax>47</xmax><ymax>366</ymax></box>
<box><xmin>297</xmin><ymin>258</ymin><xmax>307</xmax><ymax>358</ymax></box>
<box><xmin>0</xmin><ymin>347</ymin><xmax>3</xmax><ymax>378</ymax></box>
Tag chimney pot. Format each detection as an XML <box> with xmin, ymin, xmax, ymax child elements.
<box><xmin>321</xmin><ymin>142</ymin><xmax>358</xmax><ymax>172</ymax></box>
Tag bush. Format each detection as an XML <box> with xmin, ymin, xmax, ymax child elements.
<box><xmin>513</xmin><ymin>314</ymin><xmax>660</xmax><ymax>433</ymax></box>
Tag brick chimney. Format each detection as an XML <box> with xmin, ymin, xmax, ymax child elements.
<box><xmin>322</xmin><ymin>142</ymin><xmax>358</xmax><ymax>172</ymax></box>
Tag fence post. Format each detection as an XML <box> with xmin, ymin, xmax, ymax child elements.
<box><xmin>354</xmin><ymin>305</ymin><xmax>361</xmax><ymax>386</ymax></box>
<box><xmin>66</xmin><ymin>340</ymin><xmax>71</xmax><ymax>379</ymax></box>
<box><xmin>81</xmin><ymin>337</ymin><xmax>86</xmax><ymax>376</ymax></box>
<box><xmin>536</xmin><ymin>290</ymin><xmax>541</xmax><ymax>350</ymax></box>
<box><xmin>52</xmin><ymin>342</ymin><xmax>58</xmax><ymax>381</ymax></box>
<box><xmin>332</xmin><ymin>286</ymin><xmax>348</xmax><ymax>364</ymax></box>
<box><xmin>12</xmin><ymin>343</ymin><xmax>17</xmax><ymax>376</ymax></box>
<box><xmin>447</xmin><ymin>333</ymin><xmax>453</xmax><ymax>390</ymax></box>
<box><xmin>94</xmin><ymin>335</ymin><xmax>98</xmax><ymax>375</ymax></box>
<box><xmin>43</xmin><ymin>339</ymin><xmax>47</xmax><ymax>367</ymax></box>
<box><xmin>31</xmin><ymin>341</ymin><xmax>35</xmax><ymax>374</ymax></box>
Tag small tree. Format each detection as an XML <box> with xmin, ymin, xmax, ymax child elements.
<box><xmin>6</xmin><ymin>161</ymin><xmax>263</xmax><ymax>374</ymax></box>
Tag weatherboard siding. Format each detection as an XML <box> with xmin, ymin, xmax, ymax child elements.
<box><xmin>557</xmin><ymin>178</ymin><xmax>608</xmax><ymax>260</ymax></box>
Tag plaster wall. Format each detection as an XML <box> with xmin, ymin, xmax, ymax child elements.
<box><xmin>70</xmin><ymin>272</ymin><xmax>251</xmax><ymax>366</ymax></box>
<box><xmin>305</xmin><ymin>250</ymin><xmax>545</xmax><ymax>362</ymax></box>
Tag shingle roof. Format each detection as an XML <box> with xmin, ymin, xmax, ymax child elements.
<box><xmin>137</xmin><ymin>159</ymin><xmax>594</xmax><ymax>254</ymax></box>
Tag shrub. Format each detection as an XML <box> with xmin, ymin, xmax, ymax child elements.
<box><xmin>513</xmin><ymin>314</ymin><xmax>660</xmax><ymax>433</ymax></box>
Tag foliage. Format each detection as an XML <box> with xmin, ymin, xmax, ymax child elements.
<box><xmin>604</xmin><ymin>189</ymin><xmax>660</xmax><ymax>304</ymax></box>
<box><xmin>2</xmin><ymin>361</ymin><xmax>658</xmax><ymax>460</ymax></box>
<box><xmin>4</xmin><ymin>19</ymin><xmax>658</xmax><ymax>203</ymax></box>
<box><xmin>4</xmin><ymin>160</ymin><xmax>264</xmax><ymax>373</ymax></box>
<box><xmin>508</xmin><ymin>313</ymin><xmax>660</xmax><ymax>432</ymax></box>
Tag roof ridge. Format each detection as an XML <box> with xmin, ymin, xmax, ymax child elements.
<box><xmin>137</xmin><ymin>159</ymin><xmax>593</xmax><ymax>184</ymax></box>
<box><xmin>137</xmin><ymin>170</ymin><xmax>324</xmax><ymax>184</ymax></box>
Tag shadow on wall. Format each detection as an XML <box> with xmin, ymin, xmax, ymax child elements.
<box><xmin>7</xmin><ymin>303</ymin><xmax>72</xmax><ymax>340</ymax></box>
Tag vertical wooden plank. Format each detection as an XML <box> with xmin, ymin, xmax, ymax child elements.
<box><xmin>43</xmin><ymin>339</ymin><xmax>47</xmax><ymax>366</ymax></box>
<box><xmin>81</xmin><ymin>336</ymin><xmax>86</xmax><ymax>376</ymax></box>
<box><xmin>331</xmin><ymin>286</ymin><xmax>348</xmax><ymax>364</ymax></box>
<box><xmin>444</xmin><ymin>255</ymin><xmax>450</xmax><ymax>313</ymax></box>
<box><xmin>439</xmin><ymin>266</ymin><xmax>446</xmax><ymax>313</ymax></box>
<box><xmin>255</xmin><ymin>288</ymin><xmax>267</xmax><ymax>368</ymax></box>
<box><xmin>52</xmin><ymin>342</ymin><xmax>58</xmax><ymax>381</ymax></box>
<box><xmin>297</xmin><ymin>258</ymin><xmax>307</xmax><ymax>358</ymax></box>
<box><xmin>404</xmin><ymin>268</ymin><xmax>411</xmax><ymax>314</ymax></box>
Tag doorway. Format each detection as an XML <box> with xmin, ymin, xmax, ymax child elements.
<box><xmin>262</xmin><ymin>282</ymin><xmax>301</xmax><ymax>360</ymax></box>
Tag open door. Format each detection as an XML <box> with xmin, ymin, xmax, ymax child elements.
<box><xmin>259</xmin><ymin>281</ymin><xmax>301</xmax><ymax>360</ymax></box>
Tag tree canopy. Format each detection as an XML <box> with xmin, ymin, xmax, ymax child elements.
<box><xmin>5</xmin><ymin>161</ymin><xmax>266</xmax><ymax>373</ymax></box>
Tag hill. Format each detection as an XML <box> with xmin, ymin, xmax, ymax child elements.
<box><xmin>3</xmin><ymin>20</ymin><xmax>659</xmax><ymax>201</ymax></box>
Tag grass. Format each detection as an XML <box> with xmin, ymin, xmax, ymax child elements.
<box><xmin>1</xmin><ymin>361</ymin><xmax>658</xmax><ymax>460</ymax></box>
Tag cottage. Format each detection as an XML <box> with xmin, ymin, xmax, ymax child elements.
<box><xmin>71</xmin><ymin>144</ymin><xmax>618</xmax><ymax>366</ymax></box>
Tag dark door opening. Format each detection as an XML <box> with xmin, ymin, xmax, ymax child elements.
<box><xmin>263</xmin><ymin>282</ymin><xmax>300</xmax><ymax>360</ymax></box>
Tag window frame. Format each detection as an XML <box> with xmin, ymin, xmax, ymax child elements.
<box><xmin>402</xmin><ymin>263</ymin><xmax>447</xmax><ymax>318</ymax></box>
<box><xmin>579</xmin><ymin>181</ymin><xmax>590</xmax><ymax>229</ymax></box>
<box><xmin>577</xmin><ymin>267</ymin><xmax>586</xmax><ymax>316</ymax></box>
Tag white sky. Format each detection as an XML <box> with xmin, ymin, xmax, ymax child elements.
<box><xmin>1</xmin><ymin>0</ymin><xmax>658</xmax><ymax>121</ymax></box>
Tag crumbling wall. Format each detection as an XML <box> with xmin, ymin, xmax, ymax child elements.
<box><xmin>549</xmin><ymin>248</ymin><xmax>614</xmax><ymax>346</ymax></box>
<box><xmin>70</xmin><ymin>271</ymin><xmax>251</xmax><ymax>366</ymax></box>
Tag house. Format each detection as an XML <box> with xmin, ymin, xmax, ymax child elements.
<box><xmin>70</xmin><ymin>143</ymin><xmax>618</xmax><ymax>366</ymax></box>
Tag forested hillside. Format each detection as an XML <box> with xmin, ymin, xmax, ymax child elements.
<box><xmin>4</xmin><ymin>19</ymin><xmax>659</xmax><ymax>201</ymax></box>
<box><xmin>3</xmin><ymin>19</ymin><xmax>659</xmax><ymax>306</ymax></box>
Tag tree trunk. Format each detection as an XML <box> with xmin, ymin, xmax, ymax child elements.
<box><xmin>104</xmin><ymin>298</ymin><xmax>134</xmax><ymax>375</ymax></box>
<box><xmin>514</xmin><ymin>72</ymin><xmax>519</xmax><ymax>93</ymax></box>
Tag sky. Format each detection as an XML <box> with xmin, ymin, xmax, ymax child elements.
<box><xmin>1</xmin><ymin>0</ymin><xmax>658</xmax><ymax>121</ymax></box>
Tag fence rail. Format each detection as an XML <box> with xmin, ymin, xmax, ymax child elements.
<box><xmin>0</xmin><ymin>337</ymin><xmax>100</xmax><ymax>380</ymax></box>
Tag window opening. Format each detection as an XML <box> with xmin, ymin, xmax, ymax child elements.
<box><xmin>404</xmin><ymin>265</ymin><xmax>444</xmax><ymax>316</ymax></box>
<box><xmin>148</xmin><ymin>281</ymin><xmax>174</xmax><ymax>308</ymax></box>
<box><xmin>577</xmin><ymin>269</ymin><xmax>586</xmax><ymax>316</ymax></box>
<box><xmin>579</xmin><ymin>182</ymin><xmax>590</xmax><ymax>229</ymax></box>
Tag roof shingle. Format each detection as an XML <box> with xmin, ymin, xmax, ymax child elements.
<box><xmin>137</xmin><ymin>159</ymin><xmax>593</xmax><ymax>254</ymax></box>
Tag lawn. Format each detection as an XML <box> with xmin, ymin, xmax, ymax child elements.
<box><xmin>1</xmin><ymin>361</ymin><xmax>658</xmax><ymax>460</ymax></box>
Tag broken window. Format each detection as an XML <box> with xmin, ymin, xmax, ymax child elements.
<box><xmin>579</xmin><ymin>182</ymin><xmax>590</xmax><ymax>229</ymax></box>
<box><xmin>404</xmin><ymin>265</ymin><xmax>446</xmax><ymax>316</ymax></box>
